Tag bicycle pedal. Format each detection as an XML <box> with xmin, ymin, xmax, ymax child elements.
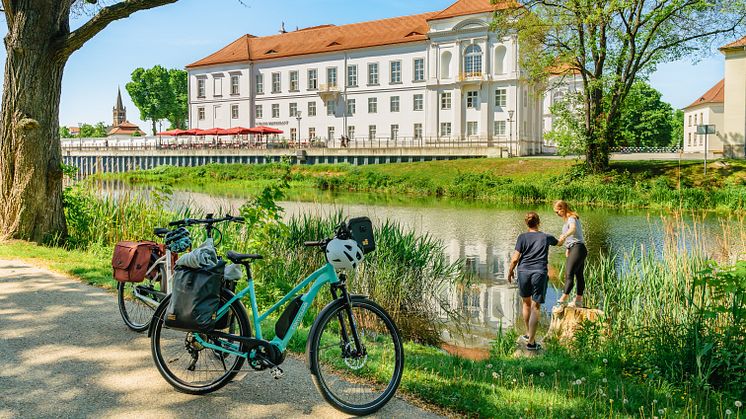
<box><xmin>270</xmin><ymin>366</ymin><xmax>284</xmax><ymax>380</ymax></box>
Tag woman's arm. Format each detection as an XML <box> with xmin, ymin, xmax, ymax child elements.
<box><xmin>557</xmin><ymin>217</ymin><xmax>577</xmax><ymax>245</ymax></box>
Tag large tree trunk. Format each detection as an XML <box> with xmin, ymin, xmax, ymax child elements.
<box><xmin>584</xmin><ymin>85</ymin><xmax>610</xmax><ymax>172</ymax></box>
<box><xmin>0</xmin><ymin>5</ymin><xmax>69</xmax><ymax>242</ymax></box>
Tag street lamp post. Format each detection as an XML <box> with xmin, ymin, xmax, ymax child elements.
<box><xmin>295</xmin><ymin>111</ymin><xmax>302</xmax><ymax>148</ymax></box>
<box><xmin>507</xmin><ymin>110</ymin><xmax>515</xmax><ymax>157</ymax></box>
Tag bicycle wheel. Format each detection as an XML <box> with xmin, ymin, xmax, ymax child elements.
<box><xmin>151</xmin><ymin>291</ymin><xmax>250</xmax><ymax>395</ymax></box>
<box><xmin>117</xmin><ymin>265</ymin><xmax>165</xmax><ymax>332</ymax></box>
<box><xmin>308</xmin><ymin>296</ymin><xmax>404</xmax><ymax>416</ymax></box>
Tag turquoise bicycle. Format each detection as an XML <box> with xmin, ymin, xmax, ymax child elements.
<box><xmin>148</xmin><ymin>219</ymin><xmax>404</xmax><ymax>416</ymax></box>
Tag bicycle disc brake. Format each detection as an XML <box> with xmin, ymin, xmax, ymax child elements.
<box><xmin>343</xmin><ymin>342</ymin><xmax>368</xmax><ymax>370</ymax></box>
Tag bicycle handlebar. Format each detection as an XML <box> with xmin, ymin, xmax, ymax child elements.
<box><xmin>169</xmin><ymin>214</ymin><xmax>244</xmax><ymax>227</ymax></box>
<box><xmin>304</xmin><ymin>221</ymin><xmax>351</xmax><ymax>248</ymax></box>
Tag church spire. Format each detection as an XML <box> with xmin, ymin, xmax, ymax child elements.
<box><xmin>112</xmin><ymin>87</ymin><xmax>126</xmax><ymax>126</ymax></box>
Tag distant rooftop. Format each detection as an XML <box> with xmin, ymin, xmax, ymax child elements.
<box><xmin>684</xmin><ymin>79</ymin><xmax>724</xmax><ymax>110</ymax></box>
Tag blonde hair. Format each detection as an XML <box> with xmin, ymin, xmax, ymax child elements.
<box><xmin>554</xmin><ymin>200</ymin><xmax>580</xmax><ymax>219</ymax></box>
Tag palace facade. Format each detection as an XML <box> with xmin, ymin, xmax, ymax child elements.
<box><xmin>186</xmin><ymin>0</ymin><xmax>546</xmax><ymax>155</ymax></box>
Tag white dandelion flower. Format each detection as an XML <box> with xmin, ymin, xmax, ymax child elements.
<box><xmin>736</xmin><ymin>401</ymin><xmax>743</xmax><ymax>408</ymax></box>
<box><xmin>623</xmin><ymin>399</ymin><xmax>629</xmax><ymax>404</ymax></box>
<box><xmin>486</xmin><ymin>363</ymin><xmax>493</xmax><ymax>369</ymax></box>
<box><xmin>540</xmin><ymin>372</ymin><xmax>545</xmax><ymax>377</ymax></box>
<box><xmin>726</xmin><ymin>409</ymin><xmax>732</xmax><ymax>415</ymax></box>
<box><xmin>602</xmin><ymin>378</ymin><xmax>607</xmax><ymax>383</ymax></box>
<box><xmin>492</xmin><ymin>372</ymin><xmax>498</xmax><ymax>379</ymax></box>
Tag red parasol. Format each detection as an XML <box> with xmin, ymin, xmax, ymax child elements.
<box><xmin>248</xmin><ymin>126</ymin><xmax>284</xmax><ymax>134</ymax></box>
<box><xmin>217</xmin><ymin>126</ymin><xmax>253</xmax><ymax>135</ymax></box>
<box><xmin>192</xmin><ymin>128</ymin><xmax>222</xmax><ymax>136</ymax></box>
<box><xmin>157</xmin><ymin>129</ymin><xmax>189</xmax><ymax>136</ymax></box>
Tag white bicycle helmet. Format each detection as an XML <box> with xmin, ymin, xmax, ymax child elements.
<box><xmin>325</xmin><ymin>238</ymin><xmax>364</xmax><ymax>271</ymax></box>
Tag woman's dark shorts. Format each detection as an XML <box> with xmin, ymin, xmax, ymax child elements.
<box><xmin>517</xmin><ymin>270</ymin><xmax>549</xmax><ymax>304</ymax></box>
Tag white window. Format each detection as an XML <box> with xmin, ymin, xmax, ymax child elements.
<box><xmin>414</xmin><ymin>58</ymin><xmax>425</xmax><ymax>81</ymax></box>
<box><xmin>289</xmin><ymin>102</ymin><xmax>298</xmax><ymax>117</ymax></box>
<box><xmin>390</xmin><ymin>61</ymin><xmax>402</xmax><ymax>84</ymax></box>
<box><xmin>368</xmin><ymin>63</ymin><xmax>379</xmax><ymax>85</ymax></box>
<box><xmin>308</xmin><ymin>101</ymin><xmax>316</xmax><ymax>117</ymax></box>
<box><xmin>414</xmin><ymin>123</ymin><xmax>423</xmax><ymax>139</ymax></box>
<box><xmin>198</xmin><ymin>107</ymin><xmax>205</xmax><ymax>120</ymax></box>
<box><xmin>272</xmin><ymin>103</ymin><xmax>279</xmax><ymax>118</ymax></box>
<box><xmin>308</xmin><ymin>69</ymin><xmax>318</xmax><ymax>90</ymax></box>
<box><xmin>213</xmin><ymin>76</ymin><xmax>223</xmax><ymax>96</ymax></box>
<box><xmin>368</xmin><ymin>125</ymin><xmax>377</xmax><ymax>140</ymax></box>
<box><xmin>255</xmin><ymin>74</ymin><xmax>263</xmax><ymax>94</ymax></box>
<box><xmin>272</xmin><ymin>72</ymin><xmax>281</xmax><ymax>93</ymax></box>
<box><xmin>440</xmin><ymin>122</ymin><xmax>452</xmax><ymax>136</ymax></box>
<box><xmin>346</xmin><ymin>99</ymin><xmax>356</xmax><ymax>115</ymax></box>
<box><xmin>328</xmin><ymin>126</ymin><xmax>335</xmax><ymax>140</ymax></box>
<box><xmin>390</xmin><ymin>124</ymin><xmax>399</xmax><ymax>140</ymax></box>
<box><xmin>327</xmin><ymin>67</ymin><xmax>337</xmax><ymax>88</ymax></box>
<box><xmin>688</xmin><ymin>115</ymin><xmax>692</xmax><ymax>127</ymax></box>
<box><xmin>495</xmin><ymin>89</ymin><xmax>507</xmax><ymax>107</ymax></box>
<box><xmin>466</xmin><ymin>91</ymin><xmax>478</xmax><ymax>108</ymax></box>
<box><xmin>494</xmin><ymin>120</ymin><xmax>506</xmax><ymax>135</ymax></box>
<box><xmin>464</xmin><ymin>44</ymin><xmax>483</xmax><ymax>76</ymax></box>
<box><xmin>413</xmin><ymin>94</ymin><xmax>424</xmax><ymax>111</ymax></box>
<box><xmin>368</xmin><ymin>97</ymin><xmax>378</xmax><ymax>113</ymax></box>
<box><xmin>255</xmin><ymin>105</ymin><xmax>263</xmax><ymax>119</ymax></box>
<box><xmin>347</xmin><ymin>65</ymin><xmax>358</xmax><ymax>87</ymax></box>
<box><xmin>688</xmin><ymin>133</ymin><xmax>691</xmax><ymax>146</ymax></box>
<box><xmin>467</xmin><ymin>121</ymin><xmax>478</xmax><ymax>136</ymax></box>
<box><xmin>197</xmin><ymin>78</ymin><xmax>206</xmax><ymax>98</ymax></box>
<box><xmin>390</xmin><ymin>96</ymin><xmax>400</xmax><ymax>112</ymax></box>
<box><xmin>213</xmin><ymin>105</ymin><xmax>220</xmax><ymax>119</ymax></box>
<box><xmin>289</xmin><ymin>71</ymin><xmax>299</xmax><ymax>91</ymax></box>
<box><xmin>347</xmin><ymin>125</ymin><xmax>355</xmax><ymax>139</ymax></box>
<box><xmin>441</xmin><ymin>92</ymin><xmax>452</xmax><ymax>110</ymax></box>
<box><xmin>290</xmin><ymin>128</ymin><xmax>297</xmax><ymax>141</ymax></box>
<box><xmin>326</xmin><ymin>100</ymin><xmax>335</xmax><ymax>116</ymax></box>
<box><xmin>230</xmin><ymin>75</ymin><xmax>240</xmax><ymax>95</ymax></box>
<box><xmin>231</xmin><ymin>104</ymin><xmax>239</xmax><ymax>119</ymax></box>
<box><xmin>309</xmin><ymin>127</ymin><xmax>316</xmax><ymax>139</ymax></box>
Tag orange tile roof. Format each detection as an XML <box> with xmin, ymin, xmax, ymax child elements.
<box><xmin>684</xmin><ymin>79</ymin><xmax>724</xmax><ymax>110</ymax></box>
<box><xmin>720</xmin><ymin>35</ymin><xmax>746</xmax><ymax>50</ymax></box>
<box><xmin>428</xmin><ymin>0</ymin><xmax>514</xmax><ymax>21</ymax></box>
<box><xmin>187</xmin><ymin>0</ymin><xmax>517</xmax><ymax>69</ymax></box>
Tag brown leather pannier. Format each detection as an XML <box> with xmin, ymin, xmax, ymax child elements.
<box><xmin>112</xmin><ymin>241</ymin><xmax>157</xmax><ymax>282</ymax></box>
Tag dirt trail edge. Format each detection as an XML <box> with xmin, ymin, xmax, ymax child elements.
<box><xmin>0</xmin><ymin>260</ymin><xmax>445</xmax><ymax>419</ymax></box>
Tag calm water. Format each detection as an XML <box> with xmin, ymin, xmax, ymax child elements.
<box><xmin>97</xmin><ymin>180</ymin><xmax>744</xmax><ymax>348</ymax></box>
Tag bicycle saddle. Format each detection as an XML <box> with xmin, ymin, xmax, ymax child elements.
<box><xmin>226</xmin><ymin>250</ymin><xmax>263</xmax><ymax>263</ymax></box>
<box><xmin>153</xmin><ymin>228</ymin><xmax>170</xmax><ymax>237</ymax></box>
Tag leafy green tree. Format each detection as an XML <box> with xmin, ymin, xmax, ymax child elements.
<box><xmin>670</xmin><ymin>109</ymin><xmax>685</xmax><ymax>148</ymax></box>
<box><xmin>168</xmin><ymin>69</ymin><xmax>188</xmax><ymax>129</ymax></box>
<box><xmin>494</xmin><ymin>0</ymin><xmax>746</xmax><ymax>172</ymax></box>
<box><xmin>93</xmin><ymin>122</ymin><xmax>108</xmax><ymax>137</ymax></box>
<box><xmin>126</xmin><ymin>65</ymin><xmax>172</xmax><ymax>135</ymax></box>
<box><xmin>77</xmin><ymin>122</ymin><xmax>107</xmax><ymax>138</ymax></box>
<box><xmin>615</xmin><ymin>81</ymin><xmax>674</xmax><ymax>148</ymax></box>
<box><xmin>0</xmin><ymin>0</ymin><xmax>178</xmax><ymax>243</ymax></box>
<box><xmin>59</xmin><ymin>126</ymin><xmax>71</xmax><ymax>138</ymax></box>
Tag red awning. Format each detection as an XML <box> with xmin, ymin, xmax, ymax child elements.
<box><xmin>217</xmin><ymin>126</ymin><xmax>253</xmax><ymax>135</ymax></box>
<box><xmin>248</xmin><ymin>126</ymin><xmax>284</xmax><ymax>134</ymax></box>
<box><xmin>192</xmin><ymin>128</ymin><xmax>222</xmax><ymax>136</ymax></box>
<box><xmin>179</xmin><ymin>129</ymin><xmax>201</xmax><ymax>136</ymax></box>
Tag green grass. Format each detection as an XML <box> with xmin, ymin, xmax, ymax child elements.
<box><xmin>104</xmin><ymin>159</ymin><xmax>746</xmax><ymax>212</ymax></box>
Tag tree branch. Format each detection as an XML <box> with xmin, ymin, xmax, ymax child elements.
<box><xmin>57</xmin><ymin>0</ymin><xmax>177</xmax><ymax>59</ymax></box>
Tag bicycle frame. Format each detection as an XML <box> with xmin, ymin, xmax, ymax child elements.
<box><xmin>135</xmin><ymin>249</ymin><xmax>174</xmax><ymax>306</ymax></box>
<box><xmin>193</xmin><ymin>262</ymin><xmax>340</xmax><ymax>355</ymax></box>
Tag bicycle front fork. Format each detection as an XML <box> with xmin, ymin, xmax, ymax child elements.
<box><xmin>330</xmin><ymin>274</ymin><xmax>366</xmax><ymax>358</ymax></box>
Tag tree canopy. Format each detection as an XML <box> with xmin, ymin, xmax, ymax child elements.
<box><xmin>494</xmin><ymin>0</ymin><xmax>746</xmax><ymax>171</ymax></box>
<box><xmin>125</xmin><ymin>66</ymin><xmax>187</xmax><ymax>134</ymax></box>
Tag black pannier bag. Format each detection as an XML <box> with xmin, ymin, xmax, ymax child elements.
<box><xmin>347</xmin><ymin>216</ymin><xmax>376</xmax><ymax>254</ymax></box>
<box><xmin>165</xmin><ymin>260</ymin><xmax>226</xmax><ymax>332</ymax></box>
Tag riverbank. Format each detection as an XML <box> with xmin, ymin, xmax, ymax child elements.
<box><xmin>107</xmin><ymin>158</ymin><xmax>746</xmax><ymax>212</ymax></box>
<box><xmin>1</xmin><ymin>240</ymin><xmax>741</xmax><ymax>418</ymax></box>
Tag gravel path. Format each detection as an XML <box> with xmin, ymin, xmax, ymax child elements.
<box><xmin>0</xmin><ymin>260</ymin><xmax>444</xmax><ymax>419</ymax></box>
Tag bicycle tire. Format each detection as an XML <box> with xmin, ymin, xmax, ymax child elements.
<box><xmin>150</xmin><ymin>290</ymin><xmax>250</xmax><ymax>395</ymax></box>
<box><xmin>308</xmin><ymin>296</ymin><xmax>404</xmax><ymax>416</ymax></box>
<box><xmin>117</xmin><ymin>264</ymin><xmax>166</xmax><ymax>332</ymax></box>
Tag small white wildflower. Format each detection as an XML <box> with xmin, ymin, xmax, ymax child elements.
<box><xmin>492</xmin><ymin>372</ymin><xmax>498</xmax><ymax>379</ymax></box>
<box><xmin>658</xmin><ymin>409</ymin><xmax>664</xmax><ymax>415</ymax></box>
<box><xmin>539</xmin><ymin>372</ymin><xmax>545</xmax><ymax>377</ymax></box>
<box><xmin>602</xmin><ymin>378</ymin><xmax>608</xmax><ymax>383</ymax></box>
<box><xmin>726</xmin><ymin>409</ymin><xmax>732</xmax><ymax>415</ymax></box>
<box><xmin>736</xmin><ymin>401</ymin><xmax>743</xmax><ymax>408</ymax></box>
<box><xmin>581</xmin><ymin>377</ymin><xmax>587</xmax><ymax>382</ymax></box>
<box><xmin>623</xmin><ymin>399</ymin><xmax>629</xmax><ymax>404</ymax></box>
<box><xmin>513</xmin><ymin>378</ymin><xmax>517</xmax><ymax>383</ymax></box>
<box><xmin>603</xmin><ymin>358</ymin><xmax>608</xmax><ymax>364</ymax></box>
<box><xmin>609</xmin><ymin>399</ymin><xmax>614</xmax><ymax>403</ymax></box>
<box><xmin>653</xmin><ymin>399</ymin><xmax>658</xmax><ymax>404</ymax></box>
<box><xmin>575</xmin><ymin>379</ymin><xmax>582</xmax><ymax>385</ymax></box>
<box><xmin>486</xmin><ymin>363</ymin><xmax>493</xmax><ymax>369</ymax></box>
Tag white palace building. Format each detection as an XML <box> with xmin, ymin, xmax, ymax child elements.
<box><xmin>186</xmin><ymin>0</ymin><xmax>546</xmax><ymax>155</ymax></box>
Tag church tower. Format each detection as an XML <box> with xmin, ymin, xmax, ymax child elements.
<box><xmin>112</xmin><ymin>87</ymin><xmax>126</xmax><ymax>127</ymax></box>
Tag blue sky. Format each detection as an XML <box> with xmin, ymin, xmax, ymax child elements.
<box><xmin>0</xmin><ymin>0</ymin><xmax>730</xmax><ymax>130</ymax></box>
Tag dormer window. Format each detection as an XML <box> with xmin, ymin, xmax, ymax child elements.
<box><xmin>464</xmin><ymin>44</ymin><xmax>483</xmax><ymax>76</ymax></box>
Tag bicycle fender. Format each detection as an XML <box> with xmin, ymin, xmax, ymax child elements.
<box><xmin>305</xmin><ymin>294</ymin><xmax>367</xmax><ymax>370</ymax></box>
